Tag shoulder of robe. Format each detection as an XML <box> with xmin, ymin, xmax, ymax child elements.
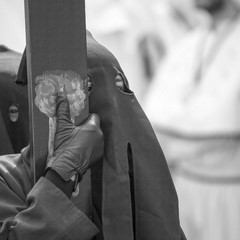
<box><xmin>0</xmin><ymin>153</ymin><xmax>22</xmax><ymax>179</ymax></box>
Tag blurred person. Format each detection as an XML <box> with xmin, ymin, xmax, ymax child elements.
<box><xmin>144</xmin><ymin>0</ymin><xmax>240</xmax><ymax>240</ymax></box>
<box><xmin>0</xmin><ymin>0</ymin><xmax>25</xmax><ymax>52</ymax></box>
<box><xmin>85</xmin><ymin>0</ymin><xmax>192</xmax><ymax>104</ymax></box>
<box><xmin>0</xmin><ymin>31</ymin><xmax>186</xmax><ymax>240</ymax></box>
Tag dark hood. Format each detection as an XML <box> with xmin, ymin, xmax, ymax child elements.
<box><xmin>0</xmin><ymin>46</ymin><xmax>29</xmax><ymax>154</ymax></box>
<box><xmin>86</xmin><ymin>32</ymin><xmax>183</xmax><ymax>240</ymax></box>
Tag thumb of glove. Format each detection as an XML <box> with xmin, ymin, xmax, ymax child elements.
<box><xmin>54</xmin><ymin>93</ymin><xmax>75</xmax><ymax>150</ymax></box>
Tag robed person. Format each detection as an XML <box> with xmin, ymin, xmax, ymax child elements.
<box><xmin>0</xmin><ymin>32</ymin><xmax>186</xmax><ymax>240</ymax></box>
<box><xmin>0</xmin><ymin>45</ymin><xmax>29</xmax><ymax>155</ymax></box>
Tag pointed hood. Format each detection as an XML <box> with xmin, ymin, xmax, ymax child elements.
<box><xmin>87</xmin><ymin>31</ymin><xmax>184</xmax><ymax>240</ymax></box>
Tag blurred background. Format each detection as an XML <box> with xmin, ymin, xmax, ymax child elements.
<box><xmin>0</xmin><ymin>0</ymin><xmax>197</xmax><ymax>102</ymax></box>
<box><xmin>1</xmin><ymin>0</ymin><xmax>240</xmax><ymax>240</ymax></box>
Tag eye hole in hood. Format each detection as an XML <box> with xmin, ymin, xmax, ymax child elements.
<box><xmin>8</xmin><ymin>104</ymin><xmax>19</xmax><ymax>122</ymax></box>
<box><xmin>87</xmin><ymin>74</ymin><xmax>94</xmax><ymax>93</ymax></box>
<box><xmin>114</xmin><ymin>68</ymin><xmax>133</xmax><ymax>94</ymax></box>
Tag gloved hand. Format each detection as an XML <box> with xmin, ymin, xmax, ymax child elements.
<box><xmin>46</xmin><ymin>93</ymin><xmax>104</xmax><ymax>183</ymax></box>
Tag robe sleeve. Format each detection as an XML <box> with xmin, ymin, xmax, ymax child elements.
<box><xmin>0</xmin><ymin>176</ymin><xmax>99</xmax><ymax>240</ymax></box>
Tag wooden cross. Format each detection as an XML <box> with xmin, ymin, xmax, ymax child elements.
<box><xmin>24</xmin><ymin>0</ymin><xmax>88</xmax><ymax>183</ymax></box>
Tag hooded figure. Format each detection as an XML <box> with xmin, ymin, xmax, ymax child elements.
<box><xmin>0</xmin><ymin>45</ymin><xmax>29</xmax><ymax>154</ymax></box>
<box><xmin>86</xmin><ymin>32</ymin><xmax>184</xmax><ymax>240</ymax></box>
<box><xmin>0</xmin><ymin>32</ymin><xmax>185</xmax><ymax>240</ymax></box>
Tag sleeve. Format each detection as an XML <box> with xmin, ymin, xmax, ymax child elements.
<box><xmin>0</xmin><ymin>176</ymin><xmax>99</xmax><ymax>240</ymax></box>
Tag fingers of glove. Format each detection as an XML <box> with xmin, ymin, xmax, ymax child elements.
<box><xmin>55</xmin><ymin>93</ymin><xmax>73</xmax><ymax>130</ymax></box>
<box><xmin>71</xmin><ymin>114</ymin><xmax>103</xmax><ymax>150</ymax></box>
<box><xmin>49</xmin><ymin>116</ymin><xmax>104</xmax><ymax>180</ymax></box>
<box><xmin>62</xmin><ymin>128</ymin><xmax>104</xmax><ymax>176</ymax></box>
<box><xmin>60</xmin><ymin>113</ymin><xmax>103</xmax><ymax>161</ymax></box>
<box><xmin>75</xmin><ymin>114</ymin><xmax>104</xmax><ymax>165</ymax></box>
<box><xmin>53</xmin><ymin>112</ymin><xmax>103</xmax><ymax>156</ymax></box>
<box><xmin>54</xmin><ymin>93</ymin><xmax>75</xmax><ymax>150</ymax></box>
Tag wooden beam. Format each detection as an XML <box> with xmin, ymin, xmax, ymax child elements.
<box><xmin>24</xmin><ymin>0</ymin><xmax>88</xmax><ymax>183</ymax></box>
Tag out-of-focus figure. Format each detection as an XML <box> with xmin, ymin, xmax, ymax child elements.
<box><xmin>85</xmin><ymin>0</ymin><xmax>192</xmax><ymax>104</ymax></box>
<box><xmin>144</xmin><ymin>0</ymin><xmax>240</xmax><ymax>240</ymax></box>
<box><xmin>0</xmin><ymin>0</ymin><xmax>25</xmax><ymax>52</ymax></box>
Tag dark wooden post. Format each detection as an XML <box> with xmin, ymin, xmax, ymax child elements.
<box><xmin>24</xmin><ymin>0</ymin><xmax>88</xmax><ymax>183</ymax></box>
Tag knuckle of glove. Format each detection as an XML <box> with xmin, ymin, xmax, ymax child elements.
<box><xmin>83</xmin><ymin>113</ymin><xmax>100</xmax><ymax>130</ymax></box>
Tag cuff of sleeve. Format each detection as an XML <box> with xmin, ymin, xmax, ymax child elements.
<box><xmin>27</xmin><ymin>177</ymin><xmax>99</xmax><ymax>240</ymax></box>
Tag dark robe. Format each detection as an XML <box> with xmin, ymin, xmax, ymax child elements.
<box><xmin>0</xmin><ymin>32</ymin><xmax>186</xmax><ymax>240</ymax></box>
<box><xmin>0</xmin><ymin>147</ymin><xmax>98</xmax><ymax>240</ymax></box>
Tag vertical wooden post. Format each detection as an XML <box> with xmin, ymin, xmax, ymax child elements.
<box><xmin>24</xmin><ymin>0</ymin><xmax>88</xmax><ymax>183</ymax></box>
